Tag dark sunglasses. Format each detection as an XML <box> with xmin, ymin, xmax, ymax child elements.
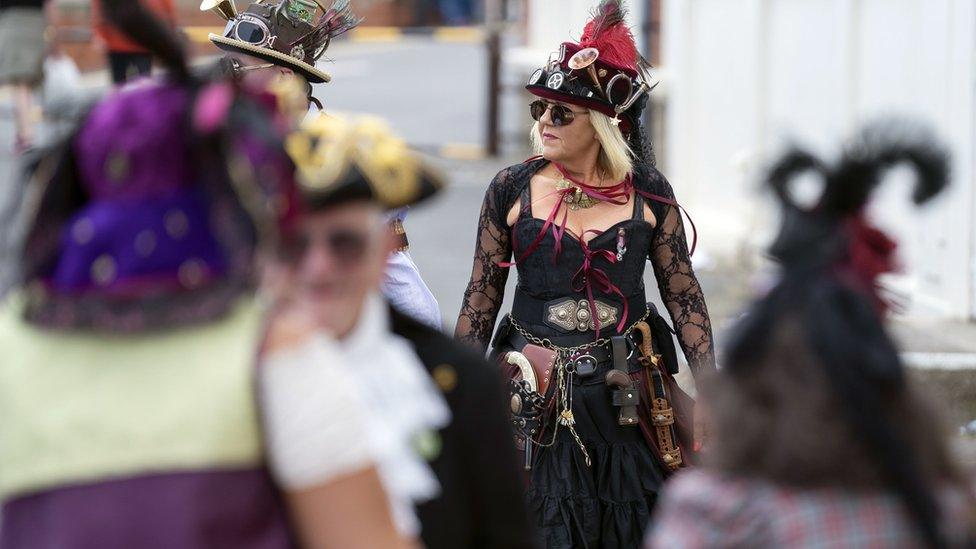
<box><xmin>529</xmin><ymin>100</ymin><xmax>588</xmax><ymax>127</ymax></box>
<box><xmin>284</xmin><ymin>228</ymin><xmax>373</xmax><ymax>267</ymax></box>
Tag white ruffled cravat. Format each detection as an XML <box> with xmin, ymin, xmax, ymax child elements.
<box><xmin>337</xmin><ymin>293</ymin><xmax>452</xmax><ymax>537</ymax></box>
<box><xmin>260</xmin><ymin>293</ymin><xmax>451</xmax><ymax>538</ymax></box>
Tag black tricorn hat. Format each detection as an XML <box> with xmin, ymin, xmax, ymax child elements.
<box><xmin>286</xmin><ymin>114</ymin><xmax>444</xmax><ymax>209</ymax></box>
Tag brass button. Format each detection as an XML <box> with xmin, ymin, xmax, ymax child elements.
<box><xmin>432</xmin><ymin>364</ymin><xmax>458</xmax><ymax>393</ymax></box>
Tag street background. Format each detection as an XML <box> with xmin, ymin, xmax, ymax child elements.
<box><xmin>1</xmin><ymin>0</ymin><xmax>974</xmax><ymax>458</ymax></box>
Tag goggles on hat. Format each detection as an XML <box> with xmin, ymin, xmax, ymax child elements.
<box><xmin>220</xmin><ymin>10</ymin><xmax>277</xmax><ymax>47</ymax></box>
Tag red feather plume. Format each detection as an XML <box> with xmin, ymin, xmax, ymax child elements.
<box><xmin>578</xmin><ymin>0</ymin><xmax>637</xmax><ymax>69</ymax></box>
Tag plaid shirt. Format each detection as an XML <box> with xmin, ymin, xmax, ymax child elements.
<box><xmin>646</xmin><ymin>470</ymin><xmax>973</xmax><ymax>548</ymax></box>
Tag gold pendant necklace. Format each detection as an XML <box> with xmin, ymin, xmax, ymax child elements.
<box><xmin>555</xmin><ymin>178</ymin><xmax>600</xmax><ymax>210</ymax></box>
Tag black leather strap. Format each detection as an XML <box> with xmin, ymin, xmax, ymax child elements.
<box><xmin>610</xmin><ymin>335</ymin><xmax>629</xmax><ymax>373</ymax></box>
<box><xmin>610</xmin><ymin>334</ymin><xmax>640</xmax><ymax>425</ymax></box>
<box><xmin>649</xmin><ymin>368</ymin><xmax>668</xmax><ymax>399</ymax></box>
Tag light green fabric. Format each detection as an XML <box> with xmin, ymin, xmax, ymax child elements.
<box><xmin>0</xmin><ymin>294</ymin><xmax>267</xmax><ymax>500</ymax></box>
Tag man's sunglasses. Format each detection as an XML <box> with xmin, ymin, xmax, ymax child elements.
<box><xmin>227</xmin><ymin>57</ymin><xmax>275</xmax><ymax>77</ymax></box>
<box><xmin>285</xmin><ymin>228</ymin><xmax>373</xmax><ymax>266</ymax></box>
<box><xmin>529</xmin><ymin>100</ymin><xmax>589</xmax><ymax>127</ymax></box>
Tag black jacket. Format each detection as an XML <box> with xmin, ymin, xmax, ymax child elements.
<box><xmin>390</xmin><ymin>308</ymin><xmax>538</xmax><ymax>549</ymax></box>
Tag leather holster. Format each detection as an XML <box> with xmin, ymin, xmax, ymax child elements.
<box><xmin>605</xmin><ymin>334</ymin><xmax>640</xmax><ymax>425</ymax></box>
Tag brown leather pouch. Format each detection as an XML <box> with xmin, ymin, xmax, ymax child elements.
<box><xmin>520</xmin><ymin>343</ymin><xmax>557</xmax><ymax>396</ymax></box>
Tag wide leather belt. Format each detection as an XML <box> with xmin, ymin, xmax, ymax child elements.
<box><xmin>505</xmin><ymin>327</ymin><xmax>640</xmax><ymax>386</ymax></box>
<box><xmin>512</xmin><ymin>292</ymin><xmax>647</xmax><ymax>334</ymax></box>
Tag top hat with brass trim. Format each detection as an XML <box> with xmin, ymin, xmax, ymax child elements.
<box><xmin>204</xmin><ymin>0</ymin><xmax>360</xmax><ymax>84</ymax></box>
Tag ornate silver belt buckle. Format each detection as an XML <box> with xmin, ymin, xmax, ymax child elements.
<box><xmin>546</xmin><ymin>298</ymin><xmax>620</xmax><ymax>332</ymax></box>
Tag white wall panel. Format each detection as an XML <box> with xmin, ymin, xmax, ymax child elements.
<box><xmin>663</xmin><ymin>0</ymin><xmax>976</xmax><ymax>318</ymax></box>
<box><xmin>663</xmin><ymin>0</ymin><xmax>767</xmax><ymax>255</ymax></box>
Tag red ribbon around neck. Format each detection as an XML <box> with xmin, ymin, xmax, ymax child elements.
<box><xmin>552</xmin><ymin>162</ymin><xmax>634</xmax><ymax>206</ymax></box>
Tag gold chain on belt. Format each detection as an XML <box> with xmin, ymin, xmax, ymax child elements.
<box><xmin>508</xmin><ymin>310</ymin><xmax>650</xmax><ymax>354</ymax></box>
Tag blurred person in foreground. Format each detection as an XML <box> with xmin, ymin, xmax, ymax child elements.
<box><xmin>0</xmin><ymin>1</ymin><xmax>409</xmax><ymax>547</ymax></box>
<box><xmin>91</xmin><ymin>0</ymin><xmax>177</xmax><ymax>85</ymax></box>
<box><xmin>646</xmin><ymin>124</ymin><xmax>976</xmax><ymax>548</ymax></box>
<box><xmin>0</xmin><ymin>0</ymin><xmax>55</xmax><ymax>151</ymax></box>
<box><xmin>203</xmin><ymin>0</ymin><xmax>444</xmax><ymax>328</ymax></box>
<box><xmin>456</xmin><ymin>1</ymin><xmax>711</xmax><ymax>546</ymax></box>
<box><xmin>276</xmin><ymin>113</ymin><xmax>537</xmax><ymax>549</ymax></box>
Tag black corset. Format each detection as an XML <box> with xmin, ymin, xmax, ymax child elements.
<box><xmin>509</xmin><ymin>184</ymin><xmax>655</xmax><ymax>341</ymax></box>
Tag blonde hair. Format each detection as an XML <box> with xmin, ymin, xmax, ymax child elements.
<box><xmin>530</xmin><ymin>109</ymin><xmax>633</xmax><ymax>181</ymax></box>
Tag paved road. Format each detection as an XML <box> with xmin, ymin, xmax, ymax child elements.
<box><xmin>315</xmin><ymin>38</ymin><xmax>488</xmax><ymax>151</ymax></box>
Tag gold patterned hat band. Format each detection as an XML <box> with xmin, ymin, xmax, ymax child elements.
<box><xmin>286</xmin><ymin>114</ymin><xmax>445</xmax><ymax>209</ymax></box>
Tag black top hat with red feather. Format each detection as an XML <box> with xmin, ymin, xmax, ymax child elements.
<box><xmin>526</xmin><ymin>0</ymin><xmax>651</xmax><ymax>134</ymax></box>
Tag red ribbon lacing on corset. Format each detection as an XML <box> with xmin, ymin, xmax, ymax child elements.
<box><xmin>573</xmin><ymin>229</ymin><xmax>628</xmax><ymax>337</ymax></box>
<box><xmin>500</xmin><ymin>157</ymin><xmax>698</xmax><ymax>339</ymax></box>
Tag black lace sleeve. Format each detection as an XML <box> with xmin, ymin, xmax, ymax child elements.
<box><xmin>643</xmin><ymin>169</ymin><xmax>716</xmax><ymax>375</ymax></box>
<box><xmin>454</xmin><ymin>165</ymin><xmax>524</xmax><ymax>351</ymax></box>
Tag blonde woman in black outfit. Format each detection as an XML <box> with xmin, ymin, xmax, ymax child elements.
<box><xmin>455</xmin><ymin>2</ymin><xmax>714</xmax><ymax>547</ymax></box>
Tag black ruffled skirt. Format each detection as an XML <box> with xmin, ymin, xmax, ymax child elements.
<box><xmin>526</xmin><ymin>367</ymin><xmax>666</xmax><ymax>548</ymax></box>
